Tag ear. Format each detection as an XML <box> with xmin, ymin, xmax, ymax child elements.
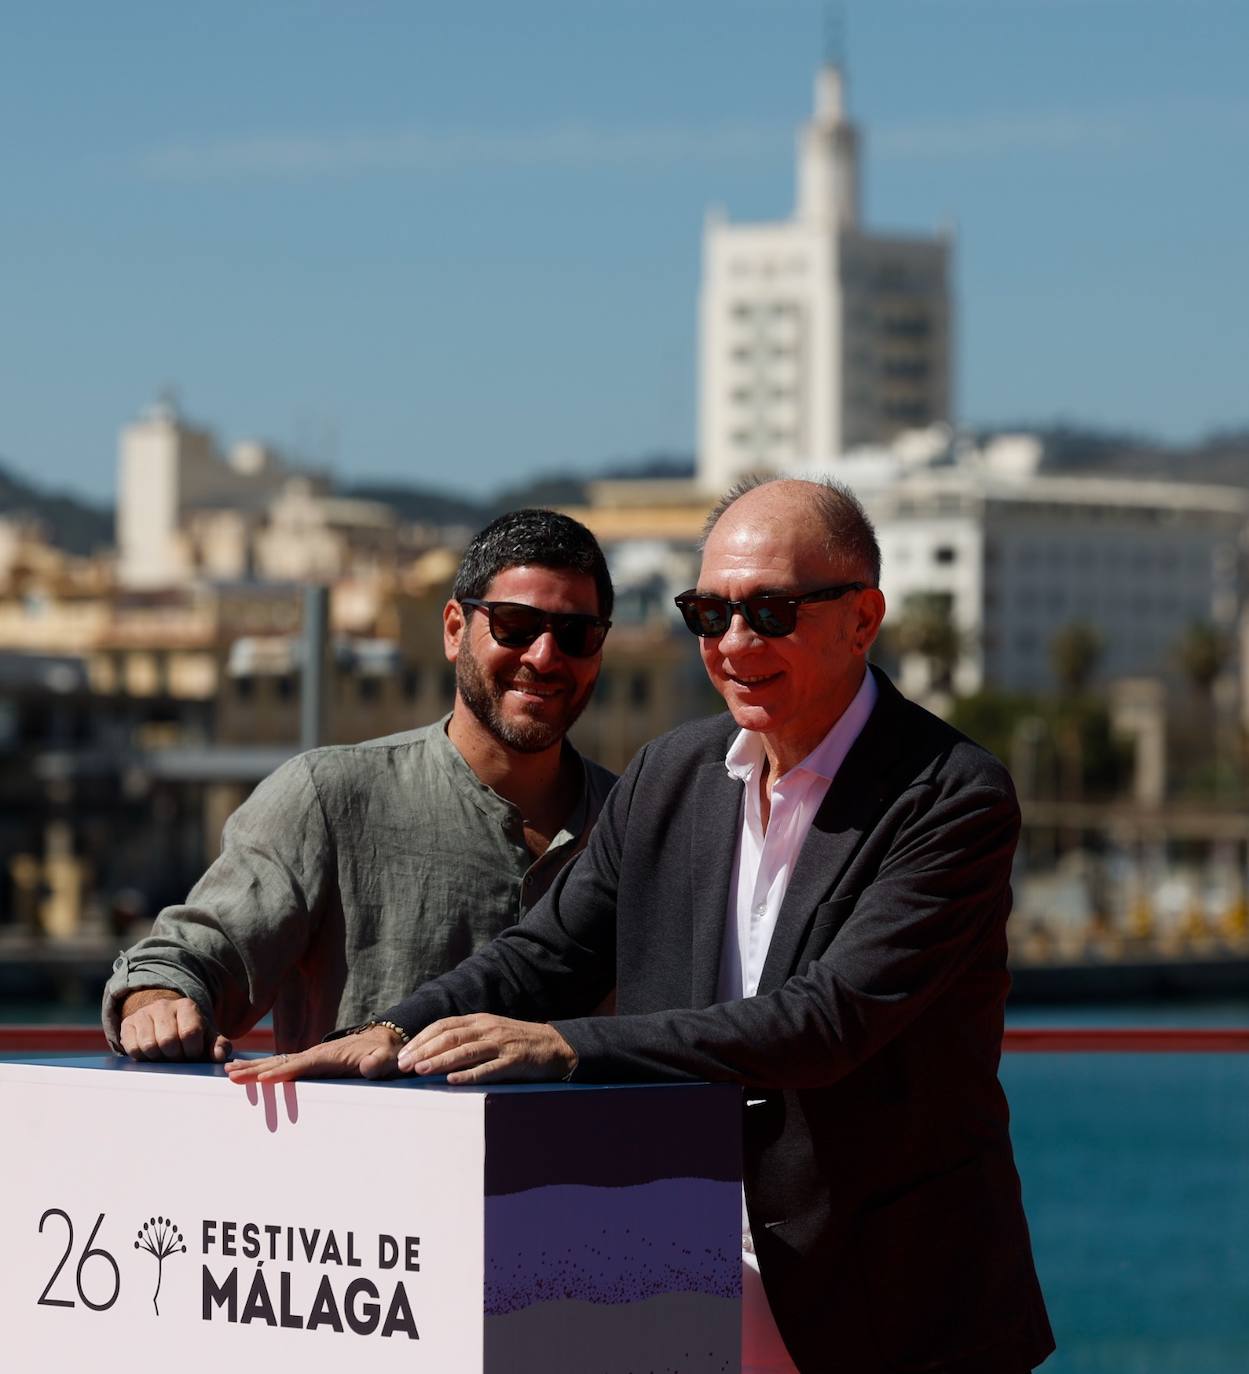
<box><xmin>851</xmin><ymin>588</ymin><xmax>887</xmax><ymax>657</ymax></box>
<box><xmin>443</xmin><ymin>598</ymin><xmax>466</xmax><ymax>663</ymax></box>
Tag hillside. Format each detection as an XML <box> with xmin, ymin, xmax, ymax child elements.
<box><xmin>0</xmin><ymin>460</ymin><xmax>114</xmax><ymax>555</ymax></box>
<box><xmin>5</xmin><ymin>425</ymin><xmax>1246</xmax><ymax>559</ymax></box>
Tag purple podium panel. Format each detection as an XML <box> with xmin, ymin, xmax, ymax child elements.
<box><xmin>482</xmin><ymin>1087</ymin><xmax>742</xmax><ymax>1373</ymax></box>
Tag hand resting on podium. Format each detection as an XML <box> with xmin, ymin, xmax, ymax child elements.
<box><xmin>398</xmin><ymin>1014</ymin><xmax>577</xmax><ymax>1083</ymax></box>
<box><xmin>119</xmin><ymin>989</ymin><xmax>232</xmax><ymax>1062</ymax></box>
<box><xmin>223</xmin><ymin>1014</ymin><xmax>576</xmax><ymax>1085</ymax></box>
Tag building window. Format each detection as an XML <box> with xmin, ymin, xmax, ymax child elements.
<box><xmin>402</xmin><ymin>667</ymin><xmax>421</xmax><ymax>700</ymax></box>
<box><xmin>933</xmin><ymin>546</ymin><xmax>957</xmax><ymax>565</ymax></box>
<box><xmin>629</xmin><ymin>672</ymin><xmax>650</xmax><ymax>707</ymax></box>
<box><xmin>882</xmin><ymin>314</ymin><xmax>931</xmax><ymax>340</ymax></box>
<box><xmin>234</xmin><ymin>675</ymin><xmax>254</xmax><ymax>701</ymax></box>
<box><xmin>884</xmin><ymin>359</ymin><xmax>930</xmax><ymax>382</ymax></box>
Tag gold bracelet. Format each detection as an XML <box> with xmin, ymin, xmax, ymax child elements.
<box><xmin>358</xmin><ymin>1019</ymin><xmax>410</xmax><ymax>1045</ymax></box>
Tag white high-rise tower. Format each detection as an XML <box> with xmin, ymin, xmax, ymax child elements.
<box><xmin>698</xmin><ymin>65</ymin><xmax>953</xmax><ymax>493</ymax></box>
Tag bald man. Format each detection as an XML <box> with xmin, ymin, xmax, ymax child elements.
<box><xmin>232</xmin><ymin>477</ymin><xmax>1054</xmax><ymax>1374</ymax></box>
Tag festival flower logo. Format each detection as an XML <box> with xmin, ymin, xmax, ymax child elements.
<box><xmin>134</xmin><ymin>1216</ymin><xmax>187</xmax><ymax>1315</ymax></box>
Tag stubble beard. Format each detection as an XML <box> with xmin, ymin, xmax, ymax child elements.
<box><xmin>455</xmin><ymin>638</ymin><xmax>596</xmax><ymax>754</ymax></box>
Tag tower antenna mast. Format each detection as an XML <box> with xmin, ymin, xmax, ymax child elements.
<box><xmin>823</xmin><ymin>2</ymin><xmax>847</xmax><ymax>70</ymax></box>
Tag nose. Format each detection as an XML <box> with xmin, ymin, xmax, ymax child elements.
<box><xmin>717</xmin><ymin>608</ymin><xmax>759</xmax><ymax>653</ymax></box>
<box><xmin>521</xmin><ymin>629</ymin><xmax>561</xmax><ymax>672</ymax></box>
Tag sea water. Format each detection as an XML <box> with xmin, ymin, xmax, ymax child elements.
<box><xmin>1003</xmin><ymin>1002</ymin><xmax>1249</xmax><ymax>1374</ymax></box>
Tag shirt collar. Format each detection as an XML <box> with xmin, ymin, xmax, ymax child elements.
<box><xmin>434</xmin><ymin>711</ymin><xmax>591</xmax><ymax>846</ymax></box>
<box><xmin>724</xmin><ymin>667</ymin><xmax>879</xmax><ymax>784</ymax></box>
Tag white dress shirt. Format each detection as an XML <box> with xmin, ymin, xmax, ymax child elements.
<box><xmin>716</xmin><ymin>667</ymin><xmax>878</xmax><ymax>1296</ymax></box>
<box><xmin>717</xmin><ymin>668</ymin><xmax>879</xmax><ymax>1005</ymax></box>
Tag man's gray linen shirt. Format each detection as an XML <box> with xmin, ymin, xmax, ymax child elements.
<box><xmin>102</xmin><ymin>718</ymin><xmax>616</xmax><ymax>1052</ymax></box>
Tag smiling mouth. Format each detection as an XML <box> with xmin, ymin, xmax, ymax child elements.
<box><xmin>727</xmin><ymin>672</ymin><xmax>781</xmax><ymax>688</ymax></box>
<box><xmin>506</xmin><ymin>679</ymin><xmax>566</xmax><ymax>699</ymax></box>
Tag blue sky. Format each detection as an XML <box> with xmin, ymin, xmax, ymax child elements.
<box><xmin>2</xmin><ymin>0</ymin><xmax>1246</xmax><ymax>503</ymax></box>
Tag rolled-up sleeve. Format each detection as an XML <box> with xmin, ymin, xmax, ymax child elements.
<box><xmin>101</xmin><ymin>754</ymin><xmax>334</xmax><ymax>1050</ymax></box>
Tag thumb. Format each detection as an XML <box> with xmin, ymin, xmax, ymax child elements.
<box><xmin>360</xmin><ymin>1046</ymin><xmax>396</xmax><ymax>1080</ymax></box>
<box><xmin>211</xmin><ymin>1035</ymin><xmax>233</xmax><ymax>1063</ymax></box>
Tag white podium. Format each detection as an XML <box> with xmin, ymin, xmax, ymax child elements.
<box><xmin>1</xmin><ymin>1056</ymin><xmax>741</xmax><ymax>1373</ymax></box>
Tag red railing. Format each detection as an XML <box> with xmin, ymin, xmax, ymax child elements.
<box><xmin>0</xmin><ymin>1025</ymin><xmax>278</xmax><ymax>1053</ymax></box>
<box><xmin>2</xmin><ymin>1026</ymin><xmax>1248</xmax><ymax>1054</ymax></box>
<box><xmin>1003</xmin><ymin>1026</ymin><xmax>1249</xmax><ymax>1052</ymax></box>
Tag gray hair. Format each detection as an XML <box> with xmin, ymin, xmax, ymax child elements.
<box><xmin>701</xmin><ymin>474</ymin><xmax>881</xmax><ymax>587</ymax></box>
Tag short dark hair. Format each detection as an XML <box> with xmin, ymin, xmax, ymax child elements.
<box><xmin>453</xmin><ymin>508</ymin><xmax>614</xmax><ymax>618</ymax></box>
<box><xmin>701</xmin><ymin>474</ymin><xmax>881</xmax><ymax>587</ymax></box>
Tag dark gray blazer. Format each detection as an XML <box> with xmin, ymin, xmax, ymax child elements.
<box><xmin>384</xmin><ymin>670</ymin><xmax>1055</xmax><ymax>1373</ymax></box>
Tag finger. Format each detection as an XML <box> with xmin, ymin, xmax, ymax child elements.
<box><xmin>119</xmin><ymin>1017</ymin><xmax>143</xmax><ymax>1060</ymax></box>
<box><xmin>212</xmin><ymin>1035</ymin><xmax>233</xmax><ymax>1063</ymax></box>
<box><xmin>409</xmin><ymin>1039</ymin><xmax>501</xmax><ymax>1078</ymax></box>
<box><xmin>130</xmin><ymin>1011</ymin><xmax>169</xmax><ymax>1061</ymax></box>
<box><xmin>359</xmin><ymin>1045</ymin><xmax>399</xmax><ymax>1080</ymax></box>
<box><xmin>402</xmin><ymin>1016</ymin><xmax>479</xmax><ymax>1058</ymax></box>
<box><xmin>225</xmin><ymin>1054</ymin><xmax>287</xmax><ymax>1080</ymax></box>
<box><xmin>246</xmin><ymin>1056</ymin><xmax>304</xmax><ymax>1083</ymax></box>
<box><xmin>175</xmin><ymin>1000</ymin><xmax>206</xmax><ymax>1060</ymax></box>
<box><xmin>151</xmin><ymin>1005</ymin><xmax>187</xmax><ymax>1061</ymax></box>
<box><xmin>399</xmin><ymin>1034</ymin><xmax>466</xmax><ymax>1074</ymax></box>
<box><xmin>248</xmin><ymin>1046</ymin><xmax>358</xmax><ymax>1083</ymax></box>
<box><xmin>446</xmin><ymin>1060</ymin><xmax>511</xmax><ymax>1086</ymax></box>
<box><xmin>398</xmin><ymin>1020</ymin><xmax>488</xmax><ymax>1071</ymax></box>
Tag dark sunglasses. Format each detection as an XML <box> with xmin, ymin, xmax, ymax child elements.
<box><xmin>673</xmin><ymin>583</ymin><xmax>867</xmax><ymax>638</ymax></box>
<box><xmin>460</xmin><ymin>598</ymin><xmax>610</xmax><ymax>658</ymax></box>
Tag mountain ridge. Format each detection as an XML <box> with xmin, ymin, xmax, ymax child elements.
<box><xmin>3</xmin><ymin>429</ymin><xmax>1246</xmax><ymax>557</ymax></box>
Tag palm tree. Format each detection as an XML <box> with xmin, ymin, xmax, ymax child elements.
<box><xmin>1049</xmin><ymin>622</ymin><xmax>1102</xmax><ymax>696</ymax></box>
<box><xmin>1174</xmin><ymin>621</ymin><xmax>1234</xmax><ymax>798</ymax></box>
<box><xmin>1047</xmin><ymin>623</ymin><xmax>1103</xmax><ymax>805</ymax></box>
<box><xmin>894</xmin><ymin>593</ymin><xmax>964</xmax><ymax>694</ymax></box>
<box><xmin>1176</xmin><ymin>621</ymin><xmax>1230</xmax><ymax>699</ymax></box>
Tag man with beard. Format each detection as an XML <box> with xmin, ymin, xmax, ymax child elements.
<box><xmin>104</xmin><ymin>508</ymin><xmax>616</xmax><ymax>1061</ymax></box>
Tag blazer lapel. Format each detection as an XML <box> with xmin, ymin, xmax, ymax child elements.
<box><xmin>756</xmin><ymin>671</ymin><xmax>909</xmax><ymax>995</ymax></box>
<box><xmin>688</xmin><ymin>754</ymin><xmax>744</xmax><ymax>1009</ymax></box>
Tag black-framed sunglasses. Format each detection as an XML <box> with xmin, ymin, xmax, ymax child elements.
<box><xmin>673</xmin><ymin>583</ymin><xmax>868</xmax><ymax>638</ymax></box>
<box><xmin>459</xmin><ymin>598</ymin><xmax>611</xmax><ymax>658</ymax></box>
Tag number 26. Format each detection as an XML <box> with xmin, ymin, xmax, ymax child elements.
<box><xmin>38</xmin><ymin>1209</ymin><xmax>120</xmax><ymax>1312</ymax></box>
